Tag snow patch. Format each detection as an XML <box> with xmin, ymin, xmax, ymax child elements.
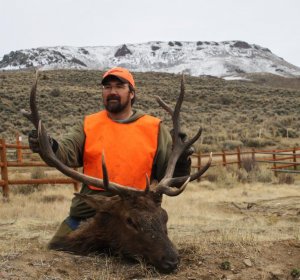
<box><xmin>222</xmin><ymin>76</ymin><xmax>252</xmax><ymax>81</ymax></box>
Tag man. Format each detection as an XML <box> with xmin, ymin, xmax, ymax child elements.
<box><xmin>28</xmin><ymin>67</ymin><xmax>192</xmax><ymax>245</ymax></box>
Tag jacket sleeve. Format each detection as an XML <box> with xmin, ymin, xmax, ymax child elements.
<box><xmin>152</xmin><ymin>123</ymin><xmax>192</xmax><ymax>182</ymax></box>
<box><xmin>54</xmin><ymin>119</ymin><xmax>85</xmax><ymax>167</ymax></box>
<box><xmin>151</xmin><ymin>123</ymin><xmax>172</xmax><ymax>181</ymax></box>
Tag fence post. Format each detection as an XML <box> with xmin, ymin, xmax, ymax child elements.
<box><xmin>293</xmin><ymin>147</ymin><xmax>297</xmax><ymax>171</ymax></box>
<box><xmin>237</xmin><ymin>146</ymin><xmax>241</xmax><ymax>168</ymax></box>
<box><xmin>272</xmin><ymin>150</ymin><xmax>277</xmax><ymax>177</ymax></box>
<box><xmin>0</xmin><ymin>139</ymin><xmax>9</xmax><ymax>199</ymax></box>
<box><xmin>73</xmin><ymin>181</ymin><xmax>80</xmax><ymax>192</ymax></box>
<box><xmin>251</xmin><ymin>148</ymin><xmax>256</xmax><ymax>161</ymax></box>
<box><xmin>222</xmin><ymin>149</ymin><xmax>227</xmax><ymax>167</ymax></box>
<box><xmin>16</xmin><ymin>133</ymin><xmax>23</xmax><ymax>163</ymax></box>
<box><xmin>197</xmin><ymin>151</ymin><xmax>201</xmax><ymax>182</ymax></box>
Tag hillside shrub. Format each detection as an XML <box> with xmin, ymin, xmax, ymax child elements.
<box><xmin>50</xmin><ymin>88</ymin><xmax>61</xmax><ymax>97</ymax></box>
<box><xmin>1</xmin><ymin>70</ymin><xmax>300</xmax><ymax>152</ymax></box>
<box><xmin>242</xmin><ymin>138</ymin><xmax>275</xmax><ymax>148</ymax></box>
<box><xmin>221</xmin><ymin>140</ymin><xmax>243</xmax><ymax>150</ymax></box>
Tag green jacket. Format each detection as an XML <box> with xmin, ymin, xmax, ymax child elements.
<box><xmin>55</xmin><ymin>110</ymin><xmax>173</xmax><ymax>218</ymax></box>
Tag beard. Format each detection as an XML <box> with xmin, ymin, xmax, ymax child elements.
<box><xmin>104</xmin><ymin>94</ymin><xmax>131</xmax><ymax>113</ymax></box>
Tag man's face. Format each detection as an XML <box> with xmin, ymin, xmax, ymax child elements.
<box><xmin>102</xmin><ymin>78</ymin><xmax>134</xmax><ymax>113</ymax></box>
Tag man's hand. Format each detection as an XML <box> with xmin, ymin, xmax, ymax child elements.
<box><xmin>28</xmin><ymin>129</ymin><xmax>57</xmax><ymax>153</ymax></box>
<box><xmin>170</xmin><ymin>130</ymin><xmax>195</xmax><ymax>177</ymax></box>
<box><xmin>28</xmin><ymin>130</ymin><xmax>40</xmax><ymax>153</ymax></box>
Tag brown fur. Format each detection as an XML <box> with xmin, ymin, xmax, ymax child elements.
<box><xmin>49</xmin><ymin>192</ymin><xmax>179</xmax><ymax>273</ymax></box>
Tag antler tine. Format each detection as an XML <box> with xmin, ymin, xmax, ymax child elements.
<box><xmin>101</xmin><ymin>152</ymin><xmax>146</xmax><ymax>196</ymax></box>
<box><xmin>155</xmin><ymin>96</ymin><xmax>173</xmax><ymax>117</ymax></box>
<box><xmin>155</xmin><ymin>74</ymin><xmax>211</xmax><ymax>196</ymax></box>
<box><xmin>29</xmin><ymin>71</ymin><xmax>41</xmax><ymax>129</ymax></box>
<box><xmin>156</xmin><ymin>176</ymin><xmax>190</xmax><ymax>196</ymax></box>
<box><xmin>190</xmin><ymin>152</ymin><xmax>212</xmax><ymax>180</ymax></box>
<box><xmin>162</xmin><ymin>153</ymin><xmax>212</xmax><ymax>188</ymax></box>
<box><xmin>145</xmin><ymin>174</ymin><xmax>150</xmax><ymax>193</ymax></box>
<box><xmin>155</xmin><ymin>74</ymin><xmax>185</xmax><ymax>121</ymax></box>
<box><xmin>101</xmin><ymin>152</ymin><xmax>109</xmax><ymax>190</ymax></box>
<box><xmin>182</xmin><ymin>127</ymin><xmax>202</xmax><ymax>151</ymax></box>
<box><xmin>21</xmin><ymin>70</ymin><xmax>40</xmax><ymax>129</ymax></box>
<box><xmin>158</xmin><ymin>74</ymin><xmax>186</xmax><ymax>180</ymax></box>
<box><xmin>172</xmin><ymin>74</ymin><xmax>185</xmax><ymax>143</ymax></box>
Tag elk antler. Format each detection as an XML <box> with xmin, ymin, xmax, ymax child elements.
<box><xmin>21</xmin><ymin>71</ymin><xmax>54</xmax><ymax>166</ymax></box>
<box><xmin>155</xmin><ymin>74</ymin><xmax>212</xmax><ymax>196</ymax></box>
<box><xmin>23</xmin><ymin>72</ymin><xmax>147</xmax><ymax>197</ymax></box>
<box><xmin>21</xmin><ymin>71</ymin><xmax>40</xmax><ymax>128</ymax></box>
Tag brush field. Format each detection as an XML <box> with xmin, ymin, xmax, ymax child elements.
<box><xmin>0</xmin><ymin>70</ymin><xmax>300</xmax><ymax>151</ymax></box>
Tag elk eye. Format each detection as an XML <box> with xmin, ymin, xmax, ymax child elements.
<box><xmin>126</xmin><ymin>217</ymin><xmax>138</xmax><ymax>230</ymax></box>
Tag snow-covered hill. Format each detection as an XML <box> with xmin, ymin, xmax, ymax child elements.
<box><xmin>1</xmin><ymin>40</ymin><xmax>300</xmax><ymax>77</ymax></box>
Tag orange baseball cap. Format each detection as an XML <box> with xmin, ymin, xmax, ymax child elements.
<box><xmin>101</xmin><ymin>67</ymin><xmax>135</xmax><ymax>88</ymax></box>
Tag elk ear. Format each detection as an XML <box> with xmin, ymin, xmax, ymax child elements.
<box><xmin>74</xmin><ymin>193</ymin><xmax>112</xmax><ymax>210</ymax></box>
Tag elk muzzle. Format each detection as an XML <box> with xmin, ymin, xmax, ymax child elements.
<box><xmin>148</xmin><ymin>239</ymin><xmax>180</xmax><ymax>273</ymax></box>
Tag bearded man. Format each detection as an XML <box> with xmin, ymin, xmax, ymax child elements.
<box><xmin>28</xmin><ymin>67</ymin><xmax>193</xmax><ymax>245</ymax></box>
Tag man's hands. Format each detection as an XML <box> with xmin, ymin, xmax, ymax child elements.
<box><xmin>28</xmin><ymin>129</ymin><xmax>57</xmax><ymax>153</ymax></box>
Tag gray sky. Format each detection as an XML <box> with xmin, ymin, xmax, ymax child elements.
<box><xmin>1</xmin><ymin>0</ymin><xmax>300</xmax><ymax>67</ymax></box>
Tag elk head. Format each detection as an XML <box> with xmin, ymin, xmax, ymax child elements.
<box><xmin>22</xmin><ymin>71</ymin><xmax>212</xmax><ymax>273</ymax></box>
<box><xmin>66</xmin><ymin>189</ymin><xmax>180</xmax><ymax>272</ymax></box>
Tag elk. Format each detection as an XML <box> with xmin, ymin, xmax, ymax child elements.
<box><xmin>22</xmin><ymin>72</ymin><xmax>212</xmax><ymax>273</ymax></box>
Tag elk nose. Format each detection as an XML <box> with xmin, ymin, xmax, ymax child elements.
<box><xmin>160</xmin><ymin>256</ymin><xmax>179</xmax><ymax>272</ymax></box>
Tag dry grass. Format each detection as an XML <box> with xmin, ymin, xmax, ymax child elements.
<box><xmin>165</xmin><ymin>181</ymin><xmax>300</xmax><ymax>243</ymax></box>
<box><xmin>0</xmin><ymin>177</ymin><xmax>299</xmax><ymax>279</ymax></box>
<box><xmin>0</xmin><ymin>186</ymin><xmax>72</xmax><ymax>248</ymax></box>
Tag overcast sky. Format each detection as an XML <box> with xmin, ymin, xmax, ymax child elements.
<box><xmin>1</xmin><ymin>0</ymin><xmax>300</xmax><ymax>67</ymax></box>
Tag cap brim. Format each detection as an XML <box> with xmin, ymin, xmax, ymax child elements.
<box><xmin>101</xmin><ymin>75</ymin><xmax>128</xmax><ymax>85</ymax></box>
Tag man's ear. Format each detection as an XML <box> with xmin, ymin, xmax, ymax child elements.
<box><xmin>130</xmin><ymin>91</ymin><xmax>135</xmax><ymax>100</ymax></box>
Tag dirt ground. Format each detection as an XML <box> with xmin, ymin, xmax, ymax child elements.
<box><xmin>0</xmin><ymin>239</ymin><xmax>299</xmax><ymax>280</ymax></box>
<box><xmin>0</xmin><ymin>181</ymin><xmax>299</xmax><ymax>280</ymax></box>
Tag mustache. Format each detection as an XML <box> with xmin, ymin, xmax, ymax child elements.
<box><xmin>107</xmin><ymin>95</ymin><xmax>121</xmax><ymax>101</ymax></box>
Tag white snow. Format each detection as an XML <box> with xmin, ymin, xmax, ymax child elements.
<box><xmin>222</xmin><ymin>76</ymin><xmax>251</xmax><ymax>81</ymax></box>
<box><xmin>1</xmin><ymin>41</ymin><xmax>300</xmax><ymax>77</ymax></box>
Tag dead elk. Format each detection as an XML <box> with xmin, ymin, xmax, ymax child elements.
<box><xmin>22</xmin><ymin>73</ymin><xmax>212</xmax><ymax>273</ymax></box>
<box><xmin>51</xmin><ymin>189</ymin><xmax>179</xmax><ymax>272</ymax></box>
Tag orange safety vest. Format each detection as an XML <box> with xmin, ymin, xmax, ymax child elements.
<box><xmin>83</xmin><ymin>110</ymin><xmax>161</xmax><ymax>191</ymax></box>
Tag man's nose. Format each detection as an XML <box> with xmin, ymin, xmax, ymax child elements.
<box><xmin>109</xmin><ymin>86</ymin><xmax>116</xmax><ymax>93</ymax></box>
